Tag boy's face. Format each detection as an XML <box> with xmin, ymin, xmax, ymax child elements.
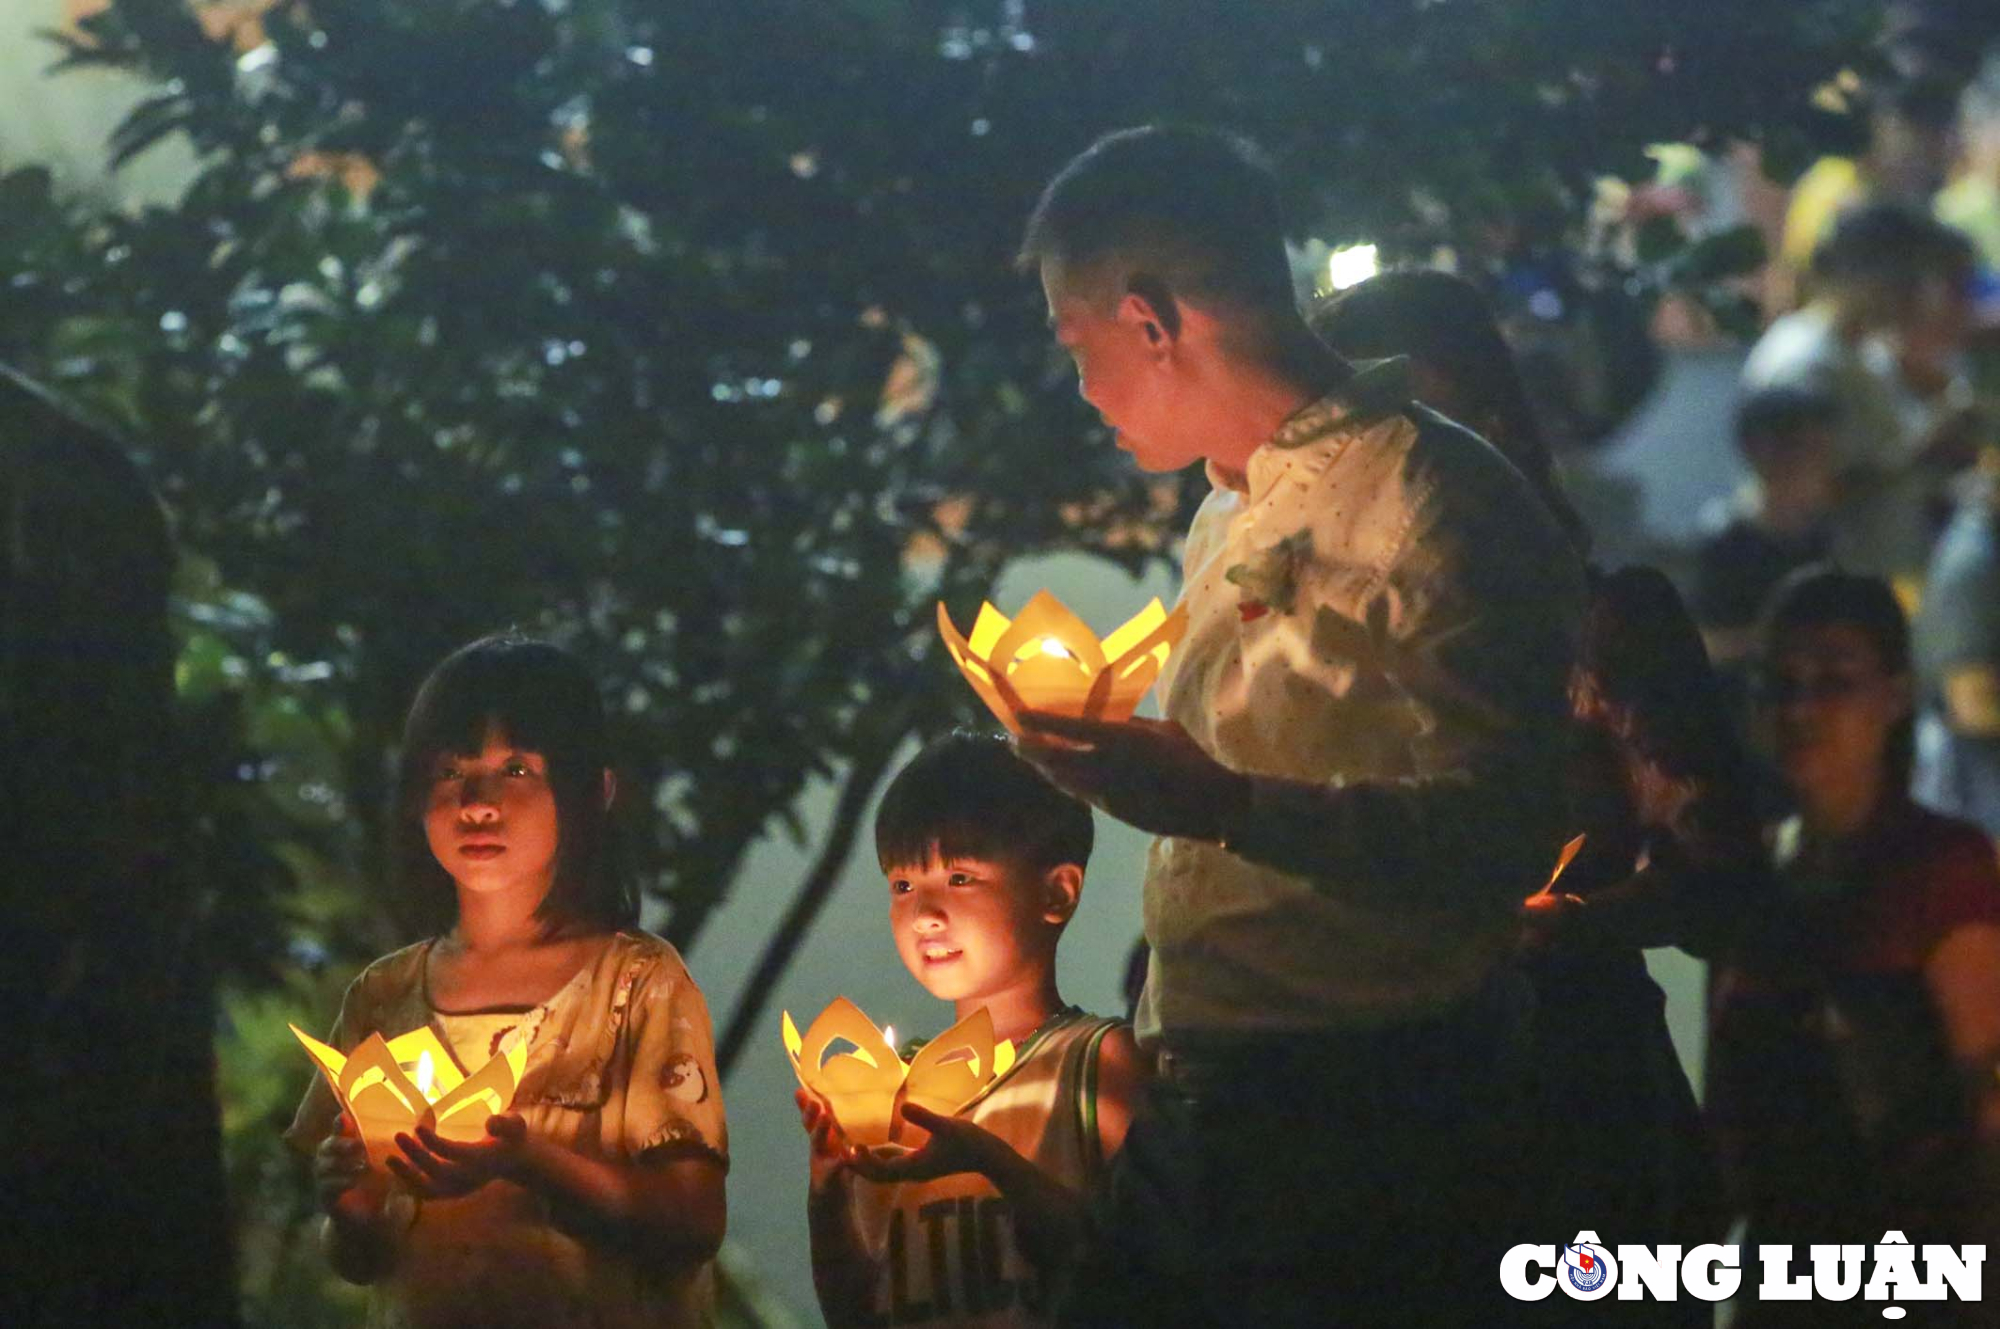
<box><xmin>886</xmin><ymin>852</ymin><xmax>1066</xmax><ymax>1005</ymax></box>
<box><xmin>1747</xmin><ymin>426</ymin><xmax>1837</xmax><ymax>522</ymax></box>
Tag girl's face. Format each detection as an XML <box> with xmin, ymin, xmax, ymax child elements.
<box><xmin>1763</xmin><ymin>623</ymin><xmax>1910</xmax><ymax>795</ymax></box>
<box><xmin>423</xmin><ymin>725</ymin><xmax>561</xmax><ymax>902</ymax></box>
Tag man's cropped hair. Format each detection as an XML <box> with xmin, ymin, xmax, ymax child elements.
<box><xmin>1019</xmin><ymin>125</ymin><xmax>1296</xmax><ymax>322</ymax></box>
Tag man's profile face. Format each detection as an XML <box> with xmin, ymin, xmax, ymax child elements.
<box><xmin>1040</xmin><ymin>258</ymin><xmax>1201</xmax><ymax>473</ymax></box>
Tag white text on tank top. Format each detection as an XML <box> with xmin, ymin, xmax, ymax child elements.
<box><xmin>847</xmin><ymin>1014</ymin><xmax>1114</xmax><ymax>1328</ymax></box>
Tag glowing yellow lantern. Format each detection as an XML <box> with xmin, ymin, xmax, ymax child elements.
<box><xmin>936</xmin><ymin>590</ymin><xmax>1187</xmax><ymax>734</ymax></box>
<box><xmin>291</xmin><ymin>1024</ymin><xmax>528</xmax><ymax>1170</ymax></box>
<box><xmin>782</xmin><ymin>998</ymin><xmax>1016</xmax><ymax>1151</ymax></box>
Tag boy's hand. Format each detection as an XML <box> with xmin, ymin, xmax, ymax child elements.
<box><xmin>1014</xmin><ymin>712</ymin><xmax>1249</xmax><ymax>842</ymax></box>
<box><xmin>848</xmin><ymin>1104</ymin><xmax>999</xmax><ymax>1185</ymax></box>
<box><xmin>386</xmin><ymin>1114</ymin><xmax>528</xmax><ymax>1200</ymax></box>
<box><xmin>315</xmin><ymin>1112</ymin><xmax>388</xmax><ymax>1223</ymax></box>
<box><xmin>797</xmin><ymin>1088</ymin><xmax>853</xmax><ymax>1194</ymax></box>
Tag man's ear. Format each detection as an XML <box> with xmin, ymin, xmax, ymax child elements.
<box><xmin>1121</xmin><ymin>274</ymin><xmax>1182</xmax><ymax>347</ymax></box>
<box><xmin>602</xmin><ymin>768</ymin><xmax>618</xmax><ymax>810</ymax></box>
<box><xmin>1042</xmin><ymin>863</ymin><xmax>1082</xmax><ymax>926</ymax></box>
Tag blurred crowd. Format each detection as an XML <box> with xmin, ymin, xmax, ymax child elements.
<box><xmin>1353</xmin><ymin>8</ymin><xmax>2000</xmax><ymax>1318</ymax></box>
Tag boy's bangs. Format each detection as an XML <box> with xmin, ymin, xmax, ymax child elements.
<box><xmin>876</xmin><ymin>816</ymin><xmax>1016</xmax><ymax>876</ymax></box>
<box><xmin>872</xmin><ymin>729</ymin><xmax>1093</xmax><ymax>876</ymax></box>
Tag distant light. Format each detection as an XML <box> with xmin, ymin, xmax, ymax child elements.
<box><xmin>1325</xmin><ymin>243</ymin><xmax>1380</xmax><ymax>292</ymax></box>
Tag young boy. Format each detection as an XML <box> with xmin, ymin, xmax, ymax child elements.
<box><xmin>796</xmin><ymin>730</ymin><xmax>1144</xmax><ymax>1328</ymax></box>
<box><xmin>1692</xmin><ymin>384</ymin><xmax>1840</xmax><ymax>670</ymax></box>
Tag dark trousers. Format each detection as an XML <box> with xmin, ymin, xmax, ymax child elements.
<box><xmin>1058</xmin><ymin>977</ymin><xmax>1545</xmax><ymax>1329</ymax></box>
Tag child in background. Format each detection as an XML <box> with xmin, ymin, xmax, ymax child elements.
<box><xmin>285</xmin><ymin>634</ymin><xmax>727</xmax><ymax>1329</ymax></box>
<box><xmin>796</xmin><ymin>731</ymin><xmax>1144</xmax><ymax>1328</ymax></box>
<box><xmin>1692</xmin><ymin>385</ymin><xmax>1841</xmax><ymax>673</ymax></box>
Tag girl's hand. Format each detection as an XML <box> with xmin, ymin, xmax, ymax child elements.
<box><xmin>1519</xmin><ymin>890</ymin><xmax>1588</xmax><ymax>954</ymax></box>
<box><xmin>796</xmin><ymin>1088</ymin><xmax>852</xmax><ymax>1194</ymax></box>
<box><xmin>848</xmin><ymin>1104</ymin><xmax>998</xmax><ymax>1185</ymax></box>
<box><xmin>387</xmin><ymin>1113</ymin><xmax>529</xmax><ymax>1200</ymax></box>
<box><xmin>315</xmin><ymin>1112</ymin><xmax>388</xmax><ymax>1223</ymax></box>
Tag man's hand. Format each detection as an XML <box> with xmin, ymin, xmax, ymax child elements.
<box><xmin>315</xmin><ymin>1111</ymin><xmax>388</xmax><ymax>1224</ymax></box>
<box><xmin>796</xmin><ymin>1088</ymin><xmax>854</xmax><ymax>1194</ymax></box>
<box><xmin>1014</xmin><ymin>712</ymin><xmax>1249</xmax><ymax>841</ymax></box>
<box><xmin>386</xmin><ymin>1114</ymin><xmax>529</xmax><ymax>1200</ymax></box>
<box><xmin>848</xmin><ymin>1104</ymin><xmax>1002</xmax><ymax>1185</ymax></box>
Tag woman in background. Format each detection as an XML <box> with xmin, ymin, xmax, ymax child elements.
<box><xmin>1708</xmin><ymin>568</ymin><xmax>2000</xmax><ymax>1324</ymax></box>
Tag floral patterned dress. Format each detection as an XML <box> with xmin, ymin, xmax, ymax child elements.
<box><xmin>286</xmin><ymin>930</ymin><xmax>728</xmax><ymax>1329</ymax></box>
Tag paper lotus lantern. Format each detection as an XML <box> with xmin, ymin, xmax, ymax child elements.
<box><xmin>937</xmin><ymin>590</ymin><xmax>1187</xmax><ymax>734</ymax></box>
<box><xmin>782</xmin><ymin>998</ymin><xmax>1016</xmax><ymax>1150</ymax></box>
<box><xmin>291</xmin><ymin>1024</ymin><xmax>528</xmax><ymax>1171</ymax></box>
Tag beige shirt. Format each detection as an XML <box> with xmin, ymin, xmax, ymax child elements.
<box><xmin>1137</xmin><ymin>375</ymin><xmax>1585</xmax><ymax>1042</ymax></box>
<box><xmin>285</xmin><ymin>930</ymin><xmax>727</xmax><ymax>1329</ymax></box>
<box><xmin>843</xmin><ymin>1012</ymin><xmax>1121</xmax><ymax>1328</ymax></box>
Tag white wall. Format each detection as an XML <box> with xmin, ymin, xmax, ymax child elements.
<box><xmin>0</xmin><ymin>0</ymin><xmax>197</xmax><ymax>204</ymax></box>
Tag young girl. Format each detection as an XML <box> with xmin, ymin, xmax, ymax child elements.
<box><xmin>284</xmin><ymin>634</ymin><xmax>727</xmax><ymax>1329</ymax></box>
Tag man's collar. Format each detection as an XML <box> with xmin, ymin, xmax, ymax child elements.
<box><xmin>1226</xmin><ymin>358</ymin><xmax>1412</xmax><ymax>500</ymax></box>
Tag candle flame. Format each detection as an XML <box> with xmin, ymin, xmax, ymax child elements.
<box><xmin>1037</xmin><ymin>638</ymin><xmax>1072</xmax><ymax>660</ymax></box>
<box><xmin>414</xmin><ymin>1049</ymin><xmax>437</xmax><ymax>1103</ymax></box>
<box><xmin>882</xmin><ymin>1025</ymin><xmax>897</xmax><ymax>1051</ymax></box>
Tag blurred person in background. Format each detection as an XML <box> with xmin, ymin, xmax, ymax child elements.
<box><xmin>1937</xmin><ymin>47</ymin><xmax>2000</xmax><ymax>276</ymax></box>
<box><xmin>1742</xmin><ymin>204</ymin><xmax>1979</xmax><ymax>595</ymax></box>
<box><xmin>1915</xmin><ymin>445</ymin><xmax>2000</xmax><ymax>839</ymax></box>
<box><xmin>1308</xmin><ymin>269</ymin><xmax>1589</xmax><ymax>553</ymax></box>
<box><xmin>1691</xmin><ymin>387</ymin><xmax>1840</xmax><ymax>677</ymax></box>
<box><xmin>1775</xmin><ymin>74</ymin><xmax>1963</xmax><ymax>312</ymax></box>
<box><xmin>1707</xmin><ymin>568</ymin><xmax>2000</xmax><ymax>1324</ymax></box>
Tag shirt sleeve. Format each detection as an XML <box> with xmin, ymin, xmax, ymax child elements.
<box><xmin>617</xmin><ymin>957</ymin><xmax>729</xmax><ymax>1169</ymax></box>
<box><xmin>1913</xmin><ymin>824</ymin><xmax>2000</xmax><ymax>958</ymax></box>
<box><xmin>1917</xmin><ymin>510</ymin><xmax>2000</xmax><ymax>681</ymax></box>
<box><xmin>1224</xmin><ymin>422</ymin><xmax>1587</xmax><ymax>909</ymax></box>
<box><xmin>281</xmin><ymin>972</ymin><xmax>370</xmax><ymax>1157</ymax></box>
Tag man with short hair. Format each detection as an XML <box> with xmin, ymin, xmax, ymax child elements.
<box><xmin>1011</xmin><ymin>126</ymin><xmax>1588</xmax><ymax>1325</ymax></box>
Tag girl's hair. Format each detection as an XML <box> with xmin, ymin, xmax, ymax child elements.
<box><xmin>1575</xmin><ymin>566</ymin><xmax>1743</xmax><ymax>788</ymax></box>
<box><xmin>1759</xmin><ymin>566</ymin><xmax>1915</xmax><ymax>788</ymax></box>
<box><xmin>395</xmin><ymin>633</ymin><xmax>635</xmax><ymax>935</ymax></box>
<box><xmin>1573</xmin><ymin>566</ymin><xmax>1764</xmax><ymax>875</ymax></box>
<box><xmin>1309</xmin><ymin>269</ymin><xmax>1591</xmax><ymax>553</ymax></box>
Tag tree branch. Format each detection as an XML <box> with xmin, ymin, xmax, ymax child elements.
<box><xmin>712</xmin><ymin>731</ymin><xmax>907</xmax><ymax>1077</ymax></box>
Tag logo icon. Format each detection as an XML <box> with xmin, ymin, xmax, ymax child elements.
<box><xmin>1564</xmin><ymin>1240</ymin><xmax>1612</xmax><ymax>1295</ymax></box>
